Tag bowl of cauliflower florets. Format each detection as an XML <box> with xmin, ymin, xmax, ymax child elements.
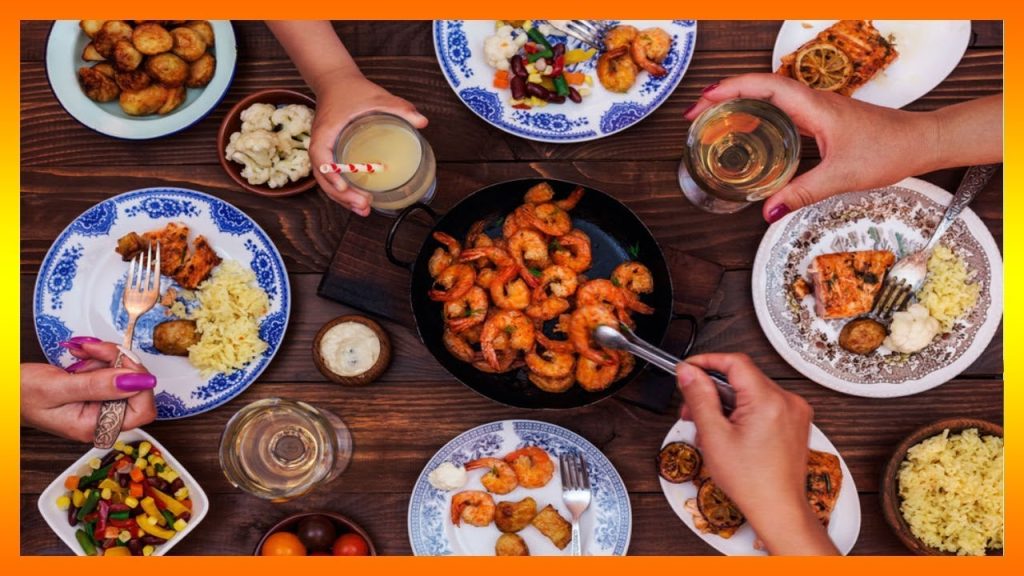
<box><xmin>218</xmin><ymin>89</ymin><xmax>317</xmax><ymax>196</ymax></box>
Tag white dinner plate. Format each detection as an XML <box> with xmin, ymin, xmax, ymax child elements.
<box><xmin>45</xmin><ymin>20</ymin><xmax>237</xmax><ymax>139</ymax></box>
<box><xmin>659</xmin><ymin>419</ymin><xmax>861</xmax><ymax>555</ymax></box>
<box><xmin>752</xmin><ymin>177</ymin><xmax>1002</xmax><ymax>397</ymax></box>
<box><xmin>772</xmin><ymin>20</ymin><xmax>971</xmax><ymax>109</ymax></box>
<box><xmin>434</xmin><ymin>20</ymin><xmax>696</xmax><ymax>143</ymax></box>
<box><xmin>408</xmin><ymin>419</ymin><xmax>631</xmax><ymax>556</ymax></box>
<box><xmin>33</xmin><ymin>188</ymin><xmax>290</xmax><ymax>419</ymax></box>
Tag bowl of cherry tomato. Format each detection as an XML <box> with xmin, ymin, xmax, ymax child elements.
<box><xmin>256</xmin><ymin>511</ymin><xmax>376</xmax><ymax>556</ymax></box>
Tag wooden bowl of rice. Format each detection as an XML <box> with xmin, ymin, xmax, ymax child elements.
<box><xmin>881</xmin><ymin>418</ymin><xmax>1003</xmax><ymax>556</ymax></box>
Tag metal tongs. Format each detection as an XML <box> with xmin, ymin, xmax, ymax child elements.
<box><xmin>593</xmin><ymin>324</ymin><xmax>736</xmax><ymax>414</ymax></box>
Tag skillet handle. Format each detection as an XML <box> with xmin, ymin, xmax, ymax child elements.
<box><xmin>385</xmin><ymin>202</ymin><xmax>439</xmax><ymax>271</ymax></box>
<box><xmin>670</xmin><ymin>312</ymin><xmax>699</xmax><ymax>357</ymax></box>
<box><xmin>669</xmin><ymin>312</ymin><xmax>735</xmax><ymax>414</ymax></box>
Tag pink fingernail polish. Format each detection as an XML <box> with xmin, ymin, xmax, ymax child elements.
<box><xmin>701</xmin><ymin>82</ymin><xmax>720</xmax><ymax>95</ymax></box>
<box><xmin>766</xmin><ymin>204</ymin><xmax>792</xmax><ymax>224</ymax></box>
<box><xmin>115</xmin><ymin>373</ymin><xmax>156</xmax><ymax>392</ymax></box>
<box><xmin>58</xmin><ymin>341</ymin><xmax>82</xmax><ymax>351</ymax></box>
<box><xmin>69</xmin><ymin>336</ymin><xmax>101</xmax><ymax>345</ymax></box>
<box><xmin>66</xmin><ymin>360</ymin><xmax>88</xmax><ymax>373</ymax></box>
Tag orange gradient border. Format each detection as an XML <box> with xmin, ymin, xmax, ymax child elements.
<box><xmin>8</xmin><ymin>2</ymin><xmax>1014</xmax><ymax>574</ymax></box>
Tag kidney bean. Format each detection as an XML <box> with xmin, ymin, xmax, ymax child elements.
<box><xmin>548</xmin><ymin>95</ymin><xmax>566</xmax><ymax>104</ymax></box>
<box><xmin>141</xmin><ymin>535</ymin><xmax>167</xmax><ymax>545</ymax></box>
<box><xmin>568</xmin><ymin>87</ymin><xmax>583</xmax><ymax>103</ymax></box>
<box><xmin>511</xmin><ymin>55</ymin><xmax>527</xmax><ymax>78</ymax></box>
<box><xmin>128</xmin><ymin>539</ymin><xmax>142</xmax><ymax>556</ymax></box>
<box><xmin>171</xmin><ymin>478</ymin><xmax>185</xmax><ymax>492</ymax></box>
<box><xmin>510</xmin><ymin>76</ymin><xmax>527</xmax><ymax>100</ymax></box>
<box><xmin>67</xmin><ymin>504</ymin><xmax>78</xmax><ymax>526</ymax></box>
<box><xmin>118</xmin><ymin>474</ymin><xmax>129</xmax><ymax>488</ymax></box>
<box><xmin>525</xmin><ymin>83</ymin><xmax>552</xmax><ymax>100</ymax></box>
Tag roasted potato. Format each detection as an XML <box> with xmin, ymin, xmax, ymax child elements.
<box><xmin>170</xmin><ymin>27</ymin><xmax>207</xmax><ymax>62</ymax></box>
<box><xmin>495</xmin><ymin>497</ymin><xmax>537</xmax><ymax>533</ymax></box>
<box><xmin>115</xmin><ymin>232</ymin><xmax>146</xmax><ymax>261</ymax></box>
<box><xmin>131</xmin><ymin>22</ymin><xmax>173</xmax><ymax>55</ymax></box>
<box><xmin>185</xmin><ymin>53</ymin><xmax>215</xmax><ymax>88</ymax></box>
<box><xmin>93</xmin><ymin>20</ymin><xmax>133</xmax><ymax>59</ymax></box>
<box><xmin>530</xmin><ymin>504</ymin><xmax>571</xmax><ymax>549</ymax></box>
<box><xmin>115</xmin><ymin>69</ymin><xmax>151</xmax><ymax>92</ymax></box>
<box><xmin>119</xmin><ymin>84</ymin><xmax>170</xmax><ymax>116</ymax></box>
<box><xmin>81</xmin><ymin>42</ymin><xmax>104</xmax><ymax>62</ymax></box>
<box><xmin>184</xmin><ymin>20</ymin><xmax>215</xmax><ymax>47</ymax></box>
<box><xmin>153</xmin><ymin>320</ymin><xmax>200</xmax><ymax>356</ymax></box>
<box><xmin>78</xmin><ymin>66</ymin><xmax>120</xmax><ymax>102</ymax></box>
<box><xmin>145</xmin><ymin>53</ymin><xmax>188</xmax><ymax>87</ymax></box>
<box><xmin>113</xmin><ymin>39</ymin><xmax>143</xmax><ymax>71</ymax></box>
<box><xmin>838</xmin><ymin>317</ymin><xmax>887</xmax><ymax>355</ymax></box>
<box><xmin>92</xmin><ymin>62</ymin><xmax>116</xmax><ymax>78</ymax></box>
<box><xmin>495</xmin><ymin>533</ymin><xmax>529</xmax><ymax>556</ymax></box>
<box><xmin>158</xmin><ymin>85</ymin><xmax>186</xmax><ymax>115</ymax></box>
<box><xmin>79</xmin><ymin>20</ymin><xmax>106</xmax><ymax>39</ymax></box>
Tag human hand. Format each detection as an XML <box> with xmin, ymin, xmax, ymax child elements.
<box><xmin>310</xmin><ymin>72</ymin><xmax>428</xmax><ymax>216</ymax></box>
<box><xmin>685</xmin><ymin>73</ymin><xmax>939</xmax><ymax>223</ymax></box>
<box><xmin>677</xmin><ymin>353</ymin><xmax>837</xmax><ymax>555</ymax></box>
<box><xmin>21</xmin><ymin>339</ymin><xmax>157</xmax><ymax>443</ymax></box>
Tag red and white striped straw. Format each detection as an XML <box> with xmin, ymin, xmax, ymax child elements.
<box><xmin>319</xmin><ymin>162</ymin><xmax>385</xmax><ymax>174</ymax></box>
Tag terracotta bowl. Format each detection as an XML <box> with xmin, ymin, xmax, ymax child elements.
<box><xmin>217</xmin><ymin>89</ymin><xmax>317</xmax><ymax>197</ymax></box>
<box><xmin>313</xmin><ymin>315</ymin><xmax>392</xmax><ymax>385</ymax></box>
<box><xmin>254</xmin><ymin>511</ymin><xmax>377</xmax><ymax>556</ymax></box>
<box><xmin>880</xmin><ymin>417</ymin><xmax>1004</xmax><ymax>555</ymax></box>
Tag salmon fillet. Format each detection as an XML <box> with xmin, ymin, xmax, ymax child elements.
<box><xmin>808</xmin><ymin>250</ymin><xmax>895</xmax><ymax>319</ymax></box>
<box><xmin>776</xmin><ymin>20</ymin><xmax>899</xmax><ymax>96</ymax></box>
<box><xmin>806</xmin><ymin>450</ymin><xmax>843</xmax><ymax>527</ymax></box>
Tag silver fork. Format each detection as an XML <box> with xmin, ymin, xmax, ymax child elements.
<box><xmin>94</xmin><ymin>242</ymin><xmax>160</xmax><ymax>449</ymax></box>
<box><xmin>872</xmin><ymin>164</ymin><xmax>997</xmax><ymax>319</ymax></box>
<box><xmin>559</xmin><ymin>451</ymin><xmax>592</xmax><ymax>556</ymax></box>
<box><xmin>545</xmin><ymin>20</ymin><xmax>605</xmax><ymax>50</ymax></box>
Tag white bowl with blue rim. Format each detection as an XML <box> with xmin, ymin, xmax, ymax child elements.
<box><xmin>33</xmin><ymin>187</ymin><xmax>290</xmax><ymax>419</ymax></box>
<box><xmin>434</xmin><ymin>20</ymin><xmax>696</xmax><ymax>143</ymax></box>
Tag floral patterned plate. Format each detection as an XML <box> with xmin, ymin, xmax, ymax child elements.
<box><xmin>433</xmin><ymin>20</ymin><xmax>696</xmax><ymax>143</ymax></box>
<box><xmin>752</xmin><ymin>177</ymin><xmax>1002</xmax><ymax>397</ymax></box>
<box><xmin>659</xmin><ymin>419</ymin><xmax>860</xmax><ymax>555</ymax></box>
<box><xmin>33</xmin><ymin>188</ymin><xmax>290</xmax><ymax>419</ymax></box>
<box><xmin>408</xmin><ymin>419</ymin><xmax>631</xmax><ymax>556</ymax></box>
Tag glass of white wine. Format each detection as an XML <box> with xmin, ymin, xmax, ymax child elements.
<box><xmin>219</xmin><ymin>398</ymin><xmax>352</xmax><ymax>502</ymax></box>
<box><xmin>678</xmin><ymin>98</ymin><xmax>801</xmax><ymax>214</ymax></box>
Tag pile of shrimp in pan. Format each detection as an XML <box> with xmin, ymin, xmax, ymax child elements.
<box><xmin>428</xmin><ymin>181</ymin><xmax>656</xmax><ymax>394</ymax></box>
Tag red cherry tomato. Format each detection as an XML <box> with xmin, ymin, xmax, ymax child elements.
<box><xmin>332</xmin><ymin>533</ymin><xmax>370</xmax><ymax>556</ymax></box>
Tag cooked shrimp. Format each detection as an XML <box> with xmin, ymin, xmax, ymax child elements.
<box><xmin>523</xmin><ymin>203</ymin><xmax>572</xmax><ymax>237</ymax></box>
<box><xmin>616</xmin><ymin>351</ymin><xmax>636</xmax><ymax>381</ymax></box>
<box><xmin>577</xmin><ymin>353</ymin><xmax>621</xmax><ymax>391</ymax></box>
<box><xmin>536</xmin><ymin>331</ymin><xmax>575</xmax><ymax>354</ymax></box>
<box><xmin>534</xmin><ymin>265</ymin><xmax>579</xmax><ymax>300</ymax></box>
<box><xmin>525</xmin><ymin>346</ymin><xmax>575</xmax><ymax>378</ymax></box>
<box><xmin>569</xmin><ymin>305</ymin><xmax>620</xmax><ymax>364</ymax></box>
<box><xmin>481</xmin><ymin>310</ymin><xmax>535</xmax><ymax>370</ymax></box>
<box><xmin>451</xmin><ymin>490</ymin><xmax>495</xmax><ymax>527</ymax></box>
<box><xmin>577</xmin><ymin>279</ymin><xmax>630</xmax><ymax>321</ymax></box>
<box><xmin>597</xmin><ymin>47</ymin><xmax>638</xmax><ymax>93</ymax></box>
<box><xmin>490</xmin><ymin>266</ymin><xmax>532</xmax><ymax>311</ymax></box>
<box><xmin>476</xmin><ymin>267</ymin><xmax>500</xmax><ymax>290</ymax></box>
<box><xmin>472</xmin><ymin>349</ymin><xmax>519</xmax><ymax>374</ymax></box>
<box><xmin>528</xmin><ymin>371</ymin><xmax>575</xmax><ymax>393</ymax></box>
<box><xmin>508</xmin><ymin>229</ymin><xmax>550</xmax><ymax>286</ymax></box>
<box><xmin>612</xmin><ymin>261</ymin><xmax>654</xmax><ymax>294</ymax></box>
<box><xmin>504</xmin><ymin>446</ymin><xmax>555</xmax><ymax>488</ymax></box>
<box><xmin>524</xmin><ymin>182</ymin><xmax>555</xmax><ymax>204</ymax></box>
<box><xmin>551</xmin><ymin>229</ymin><xmax>592</xmax><ymax>273</ymax></box>
<box><xmin>604</xmin><ymin>24</ymin><xmax>638</xmax><ymax>50</ymax></box>
<box><xmin>526</xmin><ymin>296</ymin><xmax>571</xmax><ymax>321</ymax></box>
<box><xmin>631</xmin><ymin>28</ymin><xmax>671</xmax><ymax>77</ymax></box>
<box><xmin>429</xmin><ymin>264</ymin><xmax>476</xmax><ymax>302</ymax></box>
<box><xmin>445</xmin><ymin>286</ymin><xmax>489</xmax><ymax>333</ymax></box>
<box><xmin>623</xmin><ymin>290</ymin><xmax>655</xmax><ymax>315</ymax></box>
<box><xmin>428</xmin><ymin>232</ymin><xmax>461</xmax><ymax>278</ymax></box>
<box><xmin>466</xmin><ymin>457</ymin><xmax>519</xmax><ymax>494</ymax></box>
<box><xmin>554</xmin><ymin>186</ymin><xmax>585</xmax><ymax>211</ymax></box>
<box><xmin>444</xmin><ymin>327</ymin><xmax>480</xmax><ymax>363</ymax></box>
<box><xmin>460</xmin><ymin>246</ymin><xmax>515</xmax><ymax>269</ymax></box>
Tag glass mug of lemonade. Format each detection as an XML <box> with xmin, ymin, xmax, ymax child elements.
<box><xmin>334</xmin><ymin>112</ymin><xmax>437</xmax><ymax>215</ymax></box>
<box><xmin>678</xmin><ymin>98</ymin><xmax>801</xmax><ymax>214</ymax></box>
<box><xmin>219</xmin><ymin>398</ymin><xmax>352</xmax><ymax>502</ymax></box>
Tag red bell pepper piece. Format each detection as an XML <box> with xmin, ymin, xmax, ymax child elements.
<box><xmin>97</xmin><ymin>500</ymin><xmax>110</xmax><ymax>532</ymax></box>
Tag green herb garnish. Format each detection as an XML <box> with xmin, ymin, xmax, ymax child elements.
<box><xmin>628</xmin><ymin>243</ymin><xmax>641</xmax><ymax>258</ymax></box>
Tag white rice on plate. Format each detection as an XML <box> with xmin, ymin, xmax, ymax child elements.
<box><xmin>917</xmin><ymin>245</ymin><xmax>980</xmax><ymax>332</ymax></box>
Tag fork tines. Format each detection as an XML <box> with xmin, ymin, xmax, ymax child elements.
<box><xmin>558</xmin><ymin>20</ymin><xmax>605</xmax><ymax>50</ymax></box>
<box><xmin>872</xmin><ymin>278</ymin><xmax>911</xmax><ymax>319</ymax></box>
<box><xmin>560</xmin><ymin>451</ymin><xmax>590</xmax><ymax>491</ymax></box>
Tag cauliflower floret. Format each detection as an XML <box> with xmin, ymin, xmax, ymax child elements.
<box><xmin>483</xmin><ymin>25</ymin><xmax>527</xmax><ymax>71</ymax></box>
<box><xmin>239</xmin><ymin>102</ymin><xmax>276</xmax><ymax>132</ymax></box>
<box><xmin>240</xmin><ymin>161</ymin><xmax>272</xmax><ymax>186</ymax></box>
<box><xmin>270</xmin><ymin>149</ymin><xmax>311</xmax><ymax>187</ymax></box>
<box><xmin>226</xmin><ymin>129</ymin><xmax>278</xmax><ymax>167</ymax></box>
<box><xmin>271</xmin><ymin>104</ymin><xmax>314</xmax><ymax>138</ymax></box>
<box><xmin>884</xmin><ymin>303</ymin><xmax>940</xmax><ymax>354</ymax></box>
<box><xmin>276</xmin><ymin>130</ymin><xmax>310</xmax><ymax>156</ymax></box>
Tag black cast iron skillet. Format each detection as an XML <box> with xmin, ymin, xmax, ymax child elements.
<box><xmin>386</xmin><ymin>178</ymin><xmax>696</xmax><ymax>409</ymax></box>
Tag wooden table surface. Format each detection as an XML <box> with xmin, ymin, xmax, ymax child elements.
<box><xmin>20</xmin><ymin>20</ymin><xmax>1003</xmax><ymax>555</ymax></box>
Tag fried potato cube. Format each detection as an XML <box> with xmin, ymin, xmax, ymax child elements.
<box><xmin>170</xmin><ymin>27</ymin><xmax>207</xmax><ymax>62</ymax></box>
<box><xmin>145</xmin><ymin>53</ymin><xmax>188</xmax><ymax>87</ymax></box>
<box><xmin>184</xmin><ymin>20</ymin><xmax>215</xmax><ymax>47</ymax></box>
<box><xmin>81</xmin><ymin>42</ymin><xmax>105</xmax><ymax>62</ymax></box>
<box><xmin>185</xmin><ymin>53</ymin><xmax>216</xmax><ymax>88</ymax></box>
<box><xmin>132</xmin><ymin>22</ymin><xmax>173</xmax><ymax>55</ymax></box>
<box><xmin>115</xmin><ymin>232</ymin><xmax>146</xmax><ymax>261</ymax></box>
<box><xmin>530</xmin><ymin>504</ymin><xmax>571</xmax><ymax>549</ymax></box>
<box><xmin>158</xmin><ymin>85</ymin><xmax>186</xmax><ymax>115</ymax></box>
<box><xmin>495</xmin><ymin>533</ymin><xmax>529</xmax><ymax>556</ymax></box>
<box><xmin>119</xmin><ymin>84</ymin><xmax>170</xmax><ymax>116</ymax></box>
<box><xmin>152</xmin><ymin>320</ymin><xmax>199</xmax><ymax>356</ymax></box>
<box><xmin>93</xmin><ymin>20</ymin><xmax>133</xmax><ymax>59</ymax></box>
<box><xmin>115</xmin><ymin>69</ymin><xmax>151</xmax><ymax>92</ymax></box>
<box><xmin>78</xmin><ymin>66</ymin><xmax>120</xmax><ymax>102</ymax></box>
<box><xmin>113</xmin><ymin>39</ymin><xmax>143</xmax><ymax>71</ymax></box>
<box><xmin>495</xmin><ymin>497</ymin><xmax>537</xmax><ymax>533</ymax></box>
<box><xmin>80</xmin><ymin>20</ymin><xmax>105</xmax><ymax>39</ymax></box>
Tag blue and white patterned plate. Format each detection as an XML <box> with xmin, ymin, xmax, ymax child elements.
<box><xmin>409</xmin><ymin>420</ymin><xmax>631</xmax><ymax>556</ymax></box>
<box><xmin>33</xmin><ymin>188</ymin><xmax>290</xmax><ymax>420</ymax></box>
<box><xmin>434</xmin><ymin>20</ymin><xmax>696</xmax><ymax>143</ymax></box>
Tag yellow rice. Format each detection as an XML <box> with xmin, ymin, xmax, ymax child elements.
<box><xmin>916</xmin><ymin>245</ymin><xmax>979</xmax><ymax>332</ymax></box>
<box><xmin>897</xmin><ymin>428</ymin><xmax>1003</xmax><ymax>556</ymax></box>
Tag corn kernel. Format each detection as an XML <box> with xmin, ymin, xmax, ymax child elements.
<box><xmin>528</xmin><ymin>73</ymin><xmax>542</xmax><ymax>84</ymax></box>
<box><xmin>135</xmin><ymin>457</ymin><xmax>147</xmax><ymax>469</ymax></box>
<box><xmin>142</xmin><ymin>545</ymin><xmax>155</xmax><ymax>556</ymax></box>
<box><xmin>101</xmin><ymin>488</ymin><xmax>112</xmax><ymax>500</ymax></box>
<box><xmin>72</xmin><ymin>489</ymin><xmax>85</xmax><ymax>507</ymax></box>
<box><xmin>146</xmin><ymin>466</ymin><xmax>155</xmax><ymax>477</ymax></box>
<box><xmin>125</xmin><ymin>496</ymin><xmax>139</xmax><ymax>509</ymax></box>
<box><xmin>56</xmin><ymin>495</ymin><xmax>70</xmax><ymax>510</ymax></box>
<box><xmin>138</xmin><ymin>441</ymin><xmax>152</xmax><ymax>458</ymax></box>
<box><xmin>523</xmin><ymin>20</ymin><xmax>534</xmax><ymax>31</ymax></box>
<box><xmin>113</xmin><ymin>440</ymin><xmax>125</xmax><ymax>452</ymax></box>
<box><xmin>122</xmin><ymin>445</ymin><xmax>134</xmax><ymax>456</ymax></box>
<box><xmin>88</xmin><ymin>457</ymin><xmax>102</xmax><ymax>470</ymax></box>
<box><xmin>578</xmin><ymin>86</ymin><xmax>592</xmax><ymax>97</ymax></box>
<box><xmin>158</xmin><ymin>470</ymin><xmax>179</xmax><ymax>483</ymax></box>
<box><xmin>118</xmin><ymin>530</ymin><xmax>131</xmax><ymax>543</ymax></box>
<box><xmin>173</xmin><ymin>518</ymin><xmax>187</xmax><ymax>531</ymax></box>
<box><xmin>584</xmin><ymin>75</ymin><xmax>593</xmax><ymax>86</ymax></box>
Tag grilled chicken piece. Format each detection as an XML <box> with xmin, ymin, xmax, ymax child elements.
<box><xmin>808</xmin><ymin>250</ymin><xmax>895</xmax><ymax>319</ymax></box>
<box><xmin>152</xmin><ymin>319</ymin><xmax>199</xmax><ymax>356</ymax></box>
<box><xmin>173</xmin><ymin>235</ymin><xmax>221</xmax><ymax>289</ymax></box>
<box><xmin>777</xmin><ymin>20</ymin><xmax>899</xmax><ymax>96</ymax></box>
<box><xmin>142</xmin><ymin>222</ymin><xmax>190</xmax><ymax>276</ymax></box>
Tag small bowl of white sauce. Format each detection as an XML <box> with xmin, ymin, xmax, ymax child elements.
<box><xmin>313</xmin><ymin>315</ymin><xmax>392</xmax><ymax>385</ymax></box>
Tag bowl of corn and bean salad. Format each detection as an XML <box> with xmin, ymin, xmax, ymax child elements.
<box><xmin>38</xmin><ymin>428</ymin><xmax>208</xmax><ymax>556</ymax></box>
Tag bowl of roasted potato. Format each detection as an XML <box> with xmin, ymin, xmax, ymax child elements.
<box><xmin>45</xmin><ymin>20</ymin><xmax>237</xmax><ymax>140</ymax></box>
